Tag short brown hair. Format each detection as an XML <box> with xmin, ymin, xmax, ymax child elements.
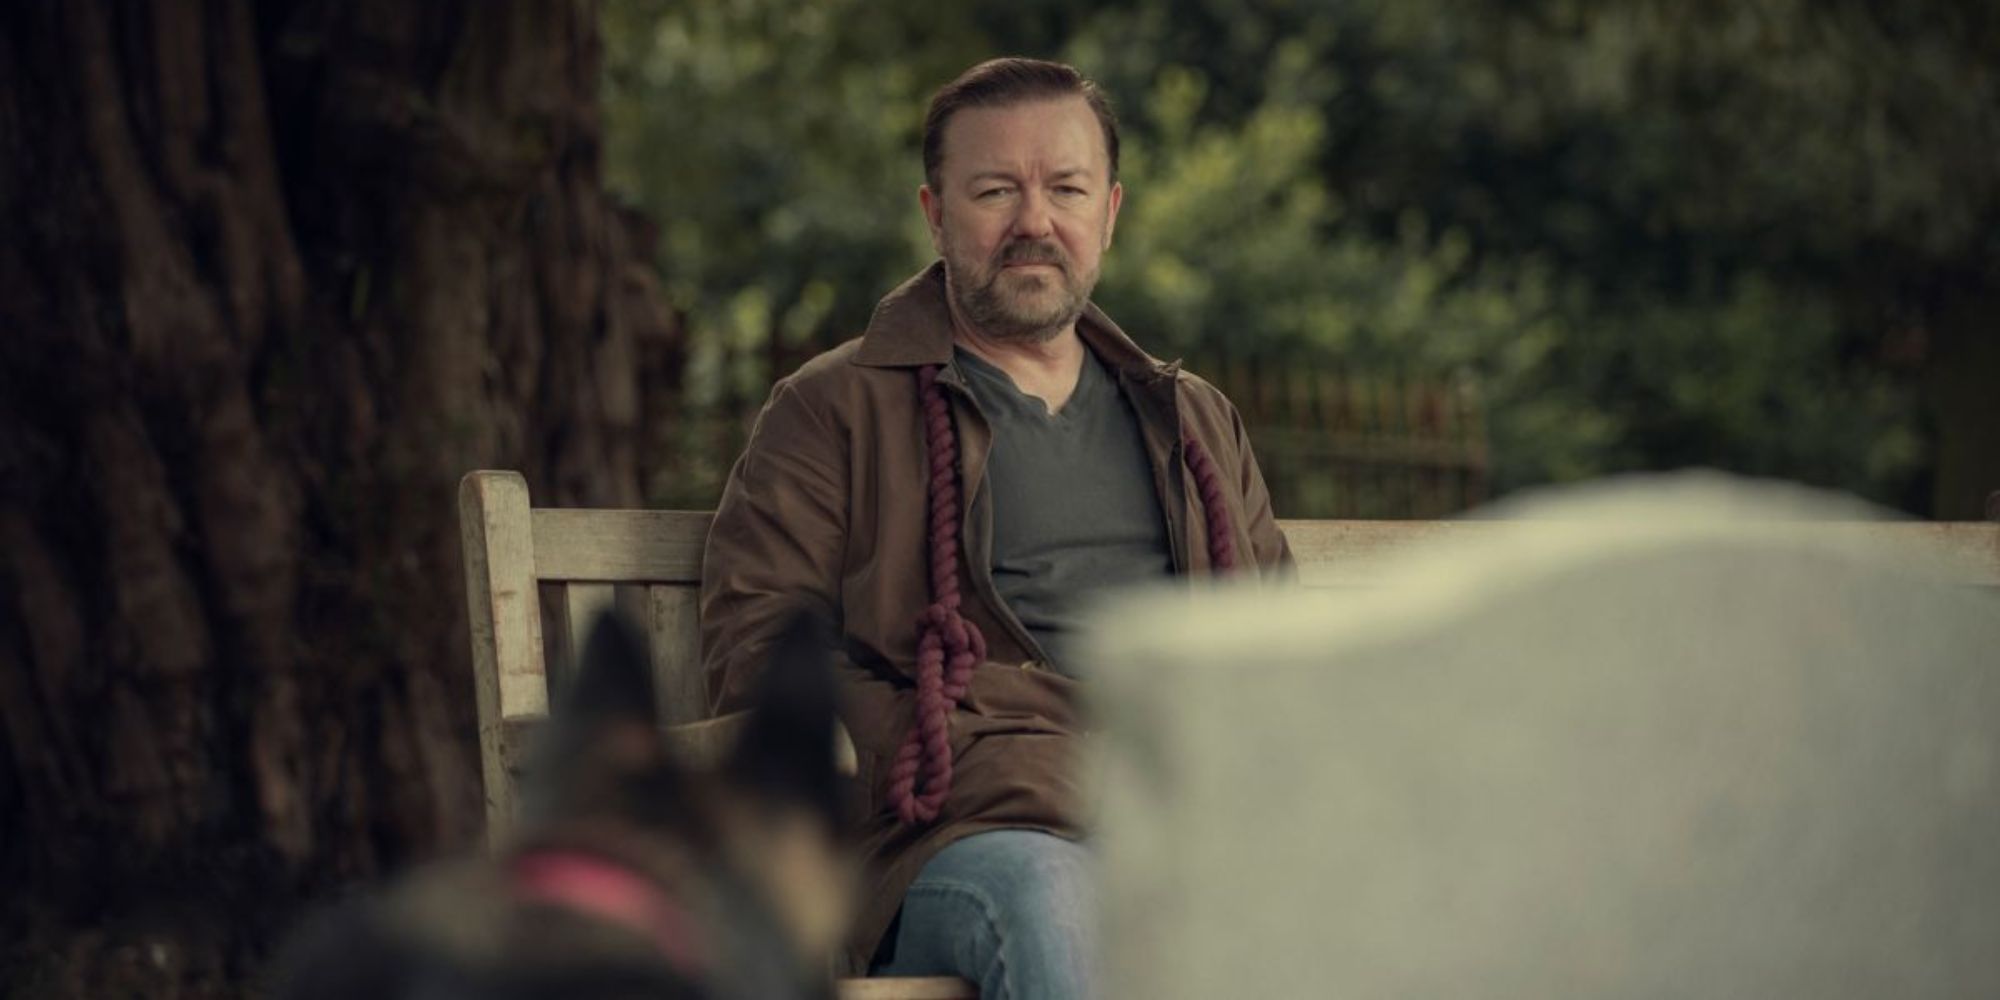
<box><xmin>922</xmin><ymin>58</ymin><xmax>1120</xmax><ymax>192</ymax></box>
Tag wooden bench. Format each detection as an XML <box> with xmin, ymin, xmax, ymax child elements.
<box><xmin>459</xmin><ymin>468</ymin><xmax>2000</xmax><ymax>998</ymax></box>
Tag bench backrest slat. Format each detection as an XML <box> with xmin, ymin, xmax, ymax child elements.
<box><xmin>532</xmin><ymin>507</ymin><xmax>708</xmax><ymax>582</ymax></box>
<box><xmin>647</xmin><ymin>583</ymin><xmax>706</xmax><ymax>726</ymax></box>
<box><xmin>561</xmin><ymin>582</ymin><xmax>617</xmax><ymax>692</ymax></box>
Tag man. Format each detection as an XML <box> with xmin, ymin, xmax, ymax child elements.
<box><xmin>700</xmin><ymin>57</ymin><xmax>1291</xmax><ymax>997</ymax></box>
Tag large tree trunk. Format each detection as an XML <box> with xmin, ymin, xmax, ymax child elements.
<box><xmin>0</xmin><ymin>2</ymin><xmax>674</xmax><ymax>994</ymax></box>
<box><xmin>1926</xmin><ymin>285</ymin><xmax>2000</xmax><ymax>521</ymax></box>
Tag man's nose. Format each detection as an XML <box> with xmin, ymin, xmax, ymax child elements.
<box><xmin>1011</xmin><ymin>189</ymin><xmax>1054</xmax><ymax>240</ymax></box>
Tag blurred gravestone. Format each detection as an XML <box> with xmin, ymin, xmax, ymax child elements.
<box><xmin>1081</xmin><ymin>475</ymin><xmax>2000</xmax><ymax>999</ymax></box>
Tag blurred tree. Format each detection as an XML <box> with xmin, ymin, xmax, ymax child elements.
<box><xmin>0</xmin><ymin>1</ymin><xmax>670</xmax><ymax>994</ymax></box>
<box><xmin>1073</xmin><ymin>0</ymin><xmax>1996</xmax><ymax>507</ymax></box>
<box><xmin>601</xmin><ymin>0</ymin><xmax>971</xmax><ymax>504</ymax></box>
<box><xmin>1295</xmin><ymin>0</ymin><xmax>1998</xmax><ymax>513</ymax></box>
<box><xmin>604</xmin><ymin>0</ymin><xmax>1997</xmax><ymax>514</ymax></box>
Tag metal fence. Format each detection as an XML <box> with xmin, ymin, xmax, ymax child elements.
<box><xmin>1197</xmin><ymin>359</ymin><xmax>1488</xmax><ymax>519</ymax></box>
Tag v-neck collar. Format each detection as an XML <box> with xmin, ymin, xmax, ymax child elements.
<box><xmin>954</xmin><ymin>343</ymin><xmax>1107</xmax><ymax>422</ymax></box>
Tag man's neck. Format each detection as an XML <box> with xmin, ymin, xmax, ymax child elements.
<box><xmin>951</xmin><ymin>313</ymin><xmax>1087</xmax><ymax>415</ymax></box>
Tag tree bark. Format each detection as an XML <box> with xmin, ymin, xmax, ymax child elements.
<box><xmin>0</xmin><ymin>1</ymin><xmax>674</xmax><ymax>994</ymax></box>
<box><xmin>1926</xmin><ymin>285</ymin><xmax>2000</xmax><ymax>521</ymax></box>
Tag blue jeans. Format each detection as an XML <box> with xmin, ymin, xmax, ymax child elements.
<box><xmin>871</xmin><ymin>829</ymin><xmax>1097</xmax><ymax>999</ymax></box>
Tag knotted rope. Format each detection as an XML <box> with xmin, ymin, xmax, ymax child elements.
<box><xmin>888</xmin><ymin>367</ymin><xmax>1240</xmax><ymax>826</ymax></box>
<box><xmin>886</xmin><ymin>365</ymin><xmax>988</xmax><ymax>825</ymax></box>
<box><xmin>1179</xmin><ymin>419</ymin><xmax>1237</xmax><ymax>572</ymax></box>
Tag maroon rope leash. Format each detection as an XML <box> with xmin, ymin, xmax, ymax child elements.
<box><xmin>1180</xmin><ymin>419</ymin><xmax>1237</xmax><ymax>572</ymax></box>
<box><xmin>887</xmin><ymin>365</ymin><xmax>988</xmax><ymax>825</ymax></box>
<box><xmin>888</xmin><ymin>368</ymin><xmax>1240</xmax><ymax>826</ymax></box>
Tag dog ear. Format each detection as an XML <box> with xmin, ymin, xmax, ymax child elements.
<box><xmin>521</xmin><ymin>611</ymin><xmax>674</xmax><ymax>826</ymax></box>
<box><xmin>564</xmin><ymin>611</ymin><xmax>660</xmax><ymax>733</ymax></box>
<box><xmin>725</xmin><ymin>609</ymin><xmax>843</xmax><ymax>829</ymax></box>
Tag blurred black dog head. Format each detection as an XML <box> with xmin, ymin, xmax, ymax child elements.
<box><xmin>278</xmin><ymin>610</ymin><xmax>850</xmax><ymax>1000</ymax></box>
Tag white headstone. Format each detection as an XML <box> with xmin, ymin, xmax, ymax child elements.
<box><xmin>1081</xmin><ymin>474</ymin><xmax>2000</xmax><ymax>999</ymax></box>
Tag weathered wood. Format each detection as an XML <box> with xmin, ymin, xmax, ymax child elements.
<box><xmin>1903</xmin><ymin>520</ymin><xmax>2000</xmax><ymax>584</ymax></box>
<box><xmin>460</xmin><ymin>471</ymin><xmax>549</xmax><ymax>850</ymax></box>
<box><xmin>1278</xmin><ymin>518</ymin><xmax>1462</xmax><ymax>585</ymax></box>
<box><xmin>521</xmin><ymin>510</ymin><xmax>2000</xmax><ymax>596</ymax></box>
<box><xmin>499</xmin><ymin>716</ymin><xmax>540</xmax><ymax>788</ymax></box>
<box><xmin>1279</xmin><ymin>518</ymin><xmax>2000</xmax><ymax>588</ymax></box>
<box><xmin>834</xmin><ymin>976</ymin><xmax>980</xmax><ymax>999</ymax></box>
<box><xmin>648</xmin><ymin>584</ymin><xmax>706</xmax><ymax>725</ymax></box>
<box><xmin>532</xmin><ymin>507</ymin><xmax>711</xmax><ymax>582</ymax></box>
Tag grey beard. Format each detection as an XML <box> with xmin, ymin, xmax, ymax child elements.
<box><xmin>944</xmin><ymin>257</ymin><xmax>1092</xmax><ymax>342</ymax></box>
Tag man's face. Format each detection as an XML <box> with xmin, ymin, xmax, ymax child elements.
<box><xmin>921</xmin><ymin>96</ymin><xmax>1123</xmax><ymax>342</ymax></box>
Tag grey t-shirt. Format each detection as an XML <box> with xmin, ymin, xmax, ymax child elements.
<box><xmin>955</xmin><ymin>345</ymin><xmax>1174</xmax><ymax>674</ymax></box>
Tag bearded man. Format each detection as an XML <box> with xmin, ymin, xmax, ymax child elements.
<box><xmin>700</xmin><ymin>57</ymin><xmax>1292</xmax><ymax>998</ymax></box>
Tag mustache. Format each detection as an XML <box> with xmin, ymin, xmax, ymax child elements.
<box><xmin>994</xmin><ymin>241</ymin><xmax>1069</xmax><ymax>271</ymax></box>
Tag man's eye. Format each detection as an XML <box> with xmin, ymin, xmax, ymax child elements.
<box><xmin>975</xmin><ymin>188</ymin><xmax>1010</xmax><ymax>200</ymax></box>
<box><xmin>1056</xmin><ymin>186</ymin><xmax>1087</xmax><ymax>197</ymax></box>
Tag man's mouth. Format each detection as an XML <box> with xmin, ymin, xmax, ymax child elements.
<box><xmin>995</xmin><ymin>244</ymin><xmax>1067</xmax><ymax>274</ymax></box>
<box><xmin>999</xmin><ymin>257</ymin><xmax>1066</xmax><ymax>274</ymax></box>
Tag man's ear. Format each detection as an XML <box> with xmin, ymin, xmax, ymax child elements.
<box><xmin>524</xmin><ymin>612</ymin><xmax>666</xmax><ymax>815</ymax></box>
<box><xmin>726</xmin><ymin>609</ymin><xmax>843</xmax><ymax>829</ymax></box>
<box><xmin>919</xmin><ymin>184</ymin><xmax>945</xmax><ymax>254</ymax></box>
<box><xmin>1104</xmin><ymin>180</ymin><xmax>1123</xmax><ymax>250</ymax></box>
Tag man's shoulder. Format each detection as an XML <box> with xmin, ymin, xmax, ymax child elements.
<box><xmin>782</xmin><ymin>337</ymin><xmax>867</xmax><ymax>388</ymax></box>
<box><xmin>767</xmin><ymin>336</ymin><xmax>920</xmax><ymax>421</ymax></box>
<box><xmin>1169</xmin><ymin>365</ymin><xmax>1239</xmax><ymax>415</ymax></box>
<box><xmin>1167</xmin><ymin>364</ymin><xmax>1265</xmax><ymax>459</ymax></box>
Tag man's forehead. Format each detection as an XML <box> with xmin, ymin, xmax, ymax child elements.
<box><xmin>939</xmin><ymin>96</ymin><xmax>1109</xmax><ymax>178</ymax></box>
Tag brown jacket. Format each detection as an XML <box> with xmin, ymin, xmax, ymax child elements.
<box><xmin>699</xmin><ymin>262</ymin><xmax>1291</xmax><ymax>972</ymax></box>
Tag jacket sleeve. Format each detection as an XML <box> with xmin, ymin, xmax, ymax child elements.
<box><xmin>1227</xmin><ymin>398</ymin><xmax>1295</xmax><ymax>578</ymax></box>
<box><xmin>699</xmin><ymin>377</ymin><xmax>849</xmax><ymax>715</ymax></box>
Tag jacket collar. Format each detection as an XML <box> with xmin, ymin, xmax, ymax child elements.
<box><xmin>852</xmin><ymin>260</ymin><xmax>1178</xmax><ymax>383</ymax></box>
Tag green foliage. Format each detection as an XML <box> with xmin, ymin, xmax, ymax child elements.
<box><xmin>602</xmin><ymin>0</ymin><xmax>1995</xmax><ymax>510</ymax></box>
<box><xmin>603</xmin><ymin>0</ymin><xmax>970</xmax><ymax>402</ymax></box>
